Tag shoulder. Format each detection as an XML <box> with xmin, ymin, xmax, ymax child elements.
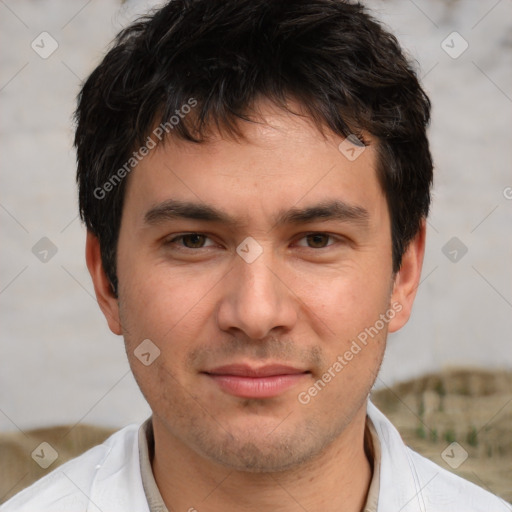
<box><xmin>367</xmin><ymin>401</ymin><xmax>510</xmax><ymax>512</ymax></box>
<box><xmin>0</xmin><ymin>424</ymin><xmax>148</xmax><ymax>512</ymax></box>
<box><xmin>404</xmin><ymin>445</ymin><xmax>510</xmax><ymax>511</ymax></box>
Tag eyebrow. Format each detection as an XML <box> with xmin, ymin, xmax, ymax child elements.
<box><xmin>144</xmin><ymin>200</ymin><xmax>234</xmax><ymax>225</ymax></box>
<box><xmin>275</xmin><ymin>200</ymin><xmax>369</xmax><ymax>227</ymax></box>
<box><xmin>143</xmin><ymin>199</ymin><xmax>370</xmax><ymax>229</ymax></box>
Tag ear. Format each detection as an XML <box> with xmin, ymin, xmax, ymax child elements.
<box><xmin>85</xmin><ymin>230</ymin><xmax>122</xmax><ymax>335</ymax></box>
<box><xmin>388</xmin><ymin>220</ymin><xmax>426</xmax><ymax>333</ymax></box>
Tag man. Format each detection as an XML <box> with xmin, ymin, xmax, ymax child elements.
<box><xmin>2</xmin><ymin>0</ymin><xmax>508</xmax><ymax>511</ymax></box>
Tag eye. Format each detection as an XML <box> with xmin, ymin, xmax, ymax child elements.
<box><xmin>296</xmin><ymin>233</ymin><xmax>336</xmax><ymax>249</ymax></box>
<box><xmin>167</xmin><ymin>233</ymin><xmax>215</xmax><ymax>249</ymax></box>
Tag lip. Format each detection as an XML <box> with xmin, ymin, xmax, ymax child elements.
<box><xmin>203</xmin><ymin>364</ymin><xmax>310</xmax><ymax>399</ymax></box>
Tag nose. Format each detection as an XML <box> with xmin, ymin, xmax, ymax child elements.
<box><xmin>216</xmin><ymin>249</ymin><xmax>299</xmax><ymax>340</ymax></box>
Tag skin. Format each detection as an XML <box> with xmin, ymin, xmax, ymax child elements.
<box><xmin>87</xmin><ymin>99</ymin><xmax>425</xmax><ymax>512</ymax></box>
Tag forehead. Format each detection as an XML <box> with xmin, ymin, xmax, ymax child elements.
<box><xmin>121</xmin><ymin>100</ymin><xmax>385</xmax><ymax>227</ymax></box>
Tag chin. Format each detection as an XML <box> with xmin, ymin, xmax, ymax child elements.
<box><xmin>189</xmin><ymin>418</ymin><xmax>336</xmax><ymax>473</ymax></box>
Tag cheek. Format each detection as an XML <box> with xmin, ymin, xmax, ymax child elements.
<box><xmin>117</xmin><ymin>273</ymin><xmax>204</xmax><ymax>405</ymax></box>
<box><xmin>118</xmin><ymin>251</ymin><xmax>191</xmax><ymax>327</ymax></box>
<box><xmin>297</xmin><ymin>273</ymin><xmax>391</xmax><ymax>400</ymax></box>
<box><xmin>301</xmin><ymin>269</ymin><xmax>392</xmax><ymax>340</ymax></box>
<box><xmin>117</xmin><ymin>258</ymin><xmax>223</xmax><ymax>369</ymax></box>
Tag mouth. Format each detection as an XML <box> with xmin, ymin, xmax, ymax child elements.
<box><xmin>202</xmin><ymin>364</ymin><xmax>311</xmax><ymax>399</ymax></box>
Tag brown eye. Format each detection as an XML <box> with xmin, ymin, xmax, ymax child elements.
<box><xmin>181</xmin><ymin>234</ymin><xmax>207</xmax><ymax>248</ymax></box>
<box><xmin>305</xmin><ymin>234</ymin><xmax>331</xmax><ymax>248</ymax></box>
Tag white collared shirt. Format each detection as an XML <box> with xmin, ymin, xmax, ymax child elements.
<box><xmin>2</xmin><ymin>402</ymin><xmax>509</xmax><ymax>511</ymax></box>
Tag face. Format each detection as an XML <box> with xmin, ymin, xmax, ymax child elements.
<box><xmin>88</xmin><ymin>100</ymin><xmax>423</xmax><ymax>472</ymax></box>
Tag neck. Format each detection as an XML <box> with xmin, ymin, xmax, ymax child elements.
<box><xmin>151</xmin><ymin>405</ymin><xmax>372</xmax><ymax>512</ymax></box>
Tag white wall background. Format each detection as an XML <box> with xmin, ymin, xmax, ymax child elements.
<box><xmin>1</xmin><ymin>0</ymin><xmax>511</xmax><ymax>432</ymax></box>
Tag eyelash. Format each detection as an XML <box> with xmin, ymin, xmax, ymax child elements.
<box><xmin>165</xmin><ymin>233</ymin><xmax>216</xmax><ymax>249</ymax></box>
<box><xmin>164</xmin><ymin>232</ymin><xmax>342</xmax><ymax>250</ymax></box>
